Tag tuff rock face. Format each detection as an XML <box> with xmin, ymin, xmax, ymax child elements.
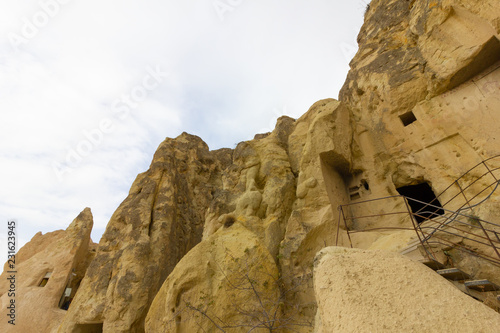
<box><xmin>59</xmin><ymin>101</ymin><xmax>351</xmax><ymax>332</ymax></box>
<box><xmin>313</xmin><ymin>247</ymin><xmax>500</xmax><ymax>333</ymax></box>
<box><xmin>59</xmin><ymin>133</ymin><xmax>231</xmax><ymax>333</ymax></box>
<box><xmin>145</xmin><ymin>222</ymin><xmax>282</xmax><ymax>333</ymax></box>
<box><xmin>144</xmin><ymin>100</ymin><xmax>353</xmax><ymax>332</ymax></box>
<box><xmin>0</xmin><ymin>208</ymin><xmax>95</xmax><ymax>333</ymax></box>
<box><xmin>3</xmin><ymin>0</ymin><xmax>500</xmax><ymax>332</ymax></box>
<box><xmin>337</xmin><ymin>0</ymin><xmax>500</xmax><ymax>282</ymax></box>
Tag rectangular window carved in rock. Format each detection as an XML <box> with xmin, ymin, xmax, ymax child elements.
<box><xmin>39</xmin><ymin>272</ymin><xmax>52</xmax><ymax>287</ymax></box>
<box><xmin>59</xmin><ymin>287</ymin><xmax>73</xmax><ymax>310</ymax></box>
<box><xmin>399</xmin><ymin>111</ymin><xmax>417</xmax><ymax>126</ymax></box>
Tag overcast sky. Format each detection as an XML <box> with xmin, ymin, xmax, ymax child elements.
<box><xmin>0</xmin><ymin>0</ymin><xmax>367</xmax><ymax>263</ymax></box>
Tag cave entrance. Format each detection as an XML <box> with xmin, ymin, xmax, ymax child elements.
<box><xmin>74</xmin><ymin>323</ymin><xmax>103</xmax><ymax>333</ymax></box>
<box><xmin>396</xmin><ymin>183</ymin><xmax>444</xmax><ymax>223</ymax></box>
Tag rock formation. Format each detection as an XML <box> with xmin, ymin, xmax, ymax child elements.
<box><xmin>58</xmin><ymin>133</ymin><xmax>231</xmax><ymax>333</ymax></box>
<box><xmin>313</xmin><ymin>247</ymin><xmax>500</xmax><ymax>332</ymax></box>
<box><xmin>145</xmin><ymin>221</ymin><xmax>282</xmax><ymax>332</ymax></box>
<box><xmin>2</xmin><ymin>0</ymin><xmax>500</xmax><ymax>332</ymax></box>
<box><xmin>0</xmin><ymin>208</ymin><xmax>95</xmax><ymax>333</ymax></box>
<box><xmin>336</xmin><ymin>0</ymin><xmax>500</xmax><ymax>283</ymax></box>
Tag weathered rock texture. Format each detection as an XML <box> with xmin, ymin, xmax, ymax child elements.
<box><xmin>313</xmin><ymin>247</ymin><xmax>500</xmax><ymax>332</ymax></box>
<box><xmin>59</xmin><ymin>133</ymin><xmax>231</xmax><ymax>333</ymax></box>
<box><xmin>0</xmin><ymin>208</ymin><xmax>95</xmax><ymax>333</ymax></box>
<box><xmin>335</xmin><ymin>0</ymin><xmax>500</xmax><ymax>286</ymax></box>
<box><xmin>55</xmin><ymin>100</ymin><xmax>351</xmax><ymax>332</ymax></box>
<box><xmin>3</xmin><ymin>0</ymin><xmax>500</xmax><ymax>332</ymax></box>
<box><xmin>339</xmin><ymin>0</ymin><xmax>500</xmax><ymax>205</ymax></box>
<box><xmin>146</xmin><ymin>222</ymin><xmax>282</xmax><ymax>332</ymax></box>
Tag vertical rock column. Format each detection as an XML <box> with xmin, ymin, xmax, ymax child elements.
<box><xmin>58</xmin><ymin>133</ymin><xmax>230</xmax><ymax>333</ymax></box>
<box><xmin>279</xmin><ymin>99</ymin><xmax>354</xmax><ymax>326</ymax></box>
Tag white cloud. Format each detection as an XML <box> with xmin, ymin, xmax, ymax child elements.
<box><xmin>0</xmin><ymin>0</ymin><xmax>365</xmax><ymax>265</ymax></box>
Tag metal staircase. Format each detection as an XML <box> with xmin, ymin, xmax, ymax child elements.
<box><xmin>335</xmin><ymin>155</ymin><xmax>500</xmax><ymax>308</ymax></box>
<box><xmin>420</xmin><ymin>259</ymin><xmax>500</xmax><ymax>305</ymax></box>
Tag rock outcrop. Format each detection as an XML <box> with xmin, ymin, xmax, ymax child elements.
<box><xmin>145</xmin><ymin>221</ymin><xmax>281</xmax><ymax>332</ymax></box>
<box><xmin>59</xmin><ymin>133</ymin><xmax>231</xmax><ymax>333</ymax></box>
<box><xmin>2</xmin><ymin>0</ymin><xmax>500</xmax><ymax>332</ymax></box>
<box><xmin>335</xmin><ymin>0</ymin><xmax>500</xmax><ymax>285</ymax></box>
<box><xmin>0</xmin><ymin>208</ymin><xmax>95</xmax><ymax>333</ymax></box>
<box><xmin>59</xmin><ymin>102</ymin><xmax>352</xmax><ymax>332</ymax></box>
<box><xmin>340</xmin><ymin>0</ymin><xmax>500</xmax><ymax>118</ymax></box>
<box><xmin>339</xmin><ymin>0</ymin><xmax>500</xmax><ymax>216</ymax></box>
<box><xmin>313</xmin><ymin>247</ymin><xmax>500</xmax><ymax>332</ymax></box>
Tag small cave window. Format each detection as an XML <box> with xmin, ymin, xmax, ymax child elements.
<box><xmin>348</xmin><ymin>179</ymin><xmax>370</xmax><ymax>201</ymax></box>
<box><xmin>348</xmin><ymin>186</ymin><xmax>361</xmax><ymax>200</ymax></box>
<box><xmin>350</xmin><ymin>192</ymin><xmax>361</xmax><ymax>200</ymax></box>
<box><xmin>348</xmin><ymin>186</ymin><xmax>359</xmax><ymax>193</ymax></box>
<box><xmin>74</xmin><ymin>323</ymin><xmax>103</xmax><ymax>333</ymax></box>
<box><xmin>59</xmin><ymin>287</ymin><xmax>73</xmax><ymax>310</ymax></box>
<box><xmin>399</xmin><ymin>111</ymin><xmax>417</xmax><ymax>126</ymax></box>
<box><xmin>396</xmin><ymin>183</ymin><xmax>444</xmax><ymax>223</ymax></box>
<box><xmin>223</xmin><ymin>215</ymin><xmax>235</xmax><ymax>228</ymax></box>
<box><xmin>38</xmin><ymin>272</ymin><xmax>52</xmax><ymax>287</ymax></box>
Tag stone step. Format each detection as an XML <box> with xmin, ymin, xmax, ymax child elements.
<box><xmin>400</xmin><ymin>240</ymin><xmax>421</xmax><ymax>255</ymax></box>
<box><xmin>419</xmin><ymin>258</ymin><xmax>446</xmax><ymax>270</ymax></box>
<box><xmin>464</xmin><ymin>280</ymin><xmax>500</xmax><ymax>292</ymax></box>
<box><xmin>448</xmin><ymin>280</ymin><xmax>490</xmax><ymax>303</ymax></box>
<box><xmin>436</xmin><ymin>268</ymin><xmax>471</xmax><ymax>281</ymax></box>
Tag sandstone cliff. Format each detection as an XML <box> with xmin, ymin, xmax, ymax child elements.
<box><xmin>59</xmin><ymin>133</ymin><xmax>232</xmax><ymax>333</ymax></box>
<box><xmin>145</xmin><ymin>222</ymin><xmax>282</xmax><ymax>332</ymax></box>
<box><xmin>337</xmin><ymin>0</ymin><xmax>500</xmax><ymax>282</ymax></box>
<box><xmin>3</xmin><ymin>0</ymin><xmax>500</xmax><ymax>332</ymax></box>
<box><xmin>0</xmin><ymin>208</ymin><xmax>95</xmax><ymax>333</ymax></box>
<box><xmin>313</xmin><ymin>247</ymin><xmax>500</xmax><ymax>332</ymax></box>
<box><xmin>58</xmin><ymin>100</ymin><xmax>352</xmax><ymax>332</ymax></box>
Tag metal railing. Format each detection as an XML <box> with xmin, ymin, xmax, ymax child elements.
<box><xmin>417</xmin><ymin>155</ymin><xmax>500</xmax><ymax>215</ymax></box>
<box><xmin>335</xmin><ymin>156</ymin><xmax>500</xmax><ymax>267</ymax></box>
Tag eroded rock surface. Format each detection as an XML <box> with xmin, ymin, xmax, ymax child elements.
<box><xmin>313</xmin><ymin>247</ymin><xmax>500</xmax><ymax>332</ymax></box>
<box><xmin>59</xmin><ymin>133</ymin><xmax>230</xmax><ymax>333</ymax></box>
<box><xmin>57</xmin><ymin>100</ymin><xmax>352</xmax><ymax>332</ymax></box>
<box><xmin>145</xmin><ymin>222</ymin><xmax>281</xmax><ymax>333</ymax></box>
<box><xmin>0</xmin><ymin>208</ymin><xmax>94</xmax><ymax>333</ymax></box>
<box><xmin>336</xmin><ymin>0</ymin><xmax>500</xmax><ymax>286</ymax></box>
<box><xmin>3</xmin><ymin>0</ymin><xmax>500</xmax><ymax>332</ymax></box>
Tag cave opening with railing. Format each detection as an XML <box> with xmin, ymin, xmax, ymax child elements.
<box><xmin>396</xmin><ymin>183</ymin><xmax>444</xmax><ymax>223</ymax></box>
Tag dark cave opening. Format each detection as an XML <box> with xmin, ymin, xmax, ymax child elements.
<box><xmin>396</xmin><ymin>183</ymin><xmax>444</xmax><ymax>223</ymax></box>
<box><xmin>399</xmin><ymin>110</ymin><xmax>417</xmax><ymax>126</ymax></box>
